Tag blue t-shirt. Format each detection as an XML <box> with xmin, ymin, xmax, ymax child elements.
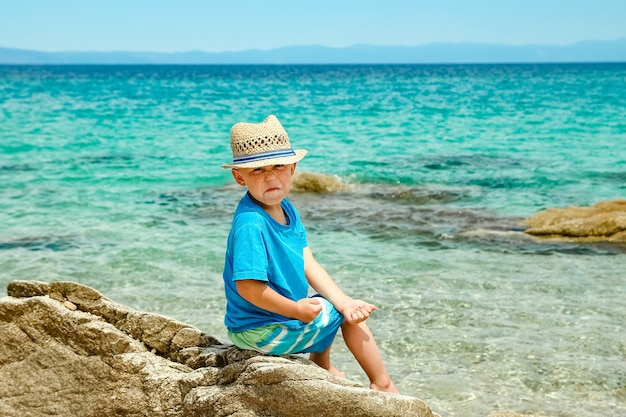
<box><xmin>223</xmin><ymin>193</ymin><xmax>309</xmax><ymax>332</ymax></box>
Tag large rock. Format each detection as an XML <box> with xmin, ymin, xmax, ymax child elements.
<box><xmin>0</xmin><ymin>280</ymin><xmax>434</xmax><ymax>417</ymax></box>
<box><xmin>523</xmin><ymin>199</ymin><xmax>626</xmax><ymax>242</ymax></box>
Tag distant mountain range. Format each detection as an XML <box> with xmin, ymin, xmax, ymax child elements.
<box><xmin>1</xmin><ymin>39</ymin><xmax>626</xmax><ymax>64</ymax></box>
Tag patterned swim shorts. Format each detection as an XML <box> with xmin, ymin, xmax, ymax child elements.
<box><xmin>228</xmin><ymin>297</ymin><xmax>344</xmax><ymax>354</ymax></box>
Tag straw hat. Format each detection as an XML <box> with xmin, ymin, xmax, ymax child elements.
<box><xmin>221</xmin><ymin>115</ymin><xmax>307</xmax><ymax>169</ymax></box>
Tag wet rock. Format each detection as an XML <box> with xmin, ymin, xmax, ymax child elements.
<box><xmin>524</xmin><ymin>199</ymin><xmax>626</xmax><ymax>242</ymax></box>
<box><xmin>292</xmin><ymin>172</ymin><xmax>348</xmax><ymax>193</ymax></box>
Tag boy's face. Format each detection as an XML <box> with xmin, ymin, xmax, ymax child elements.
<box><xmin>231</xmin><ymin>163</ymin><xmax>296</xmax><ymax>209</ymax></box>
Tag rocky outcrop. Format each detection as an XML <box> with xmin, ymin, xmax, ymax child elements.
<box><xmin>0</xmin><ymin>280</ymin><xmax>549</xmax><ymax>417</ymax></box>
<box><xmin>292</xmin><ymin>172</ymin><xmax>348</xmax><ymax>193</ymax></box>
<box><xmin>0</xmin><ymin>280</ymin><xmax>434</xmax><ymax>417</ymax></box>
<box><xmin>524</xmin><ymin>199</ymin><xmax>626</xmax><ymax>242</ymax></box>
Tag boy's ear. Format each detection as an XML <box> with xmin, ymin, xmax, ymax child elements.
<box><xmin>231</xmin><ymin>169</ymin><xmax>247</xmax><ymax>186</ymax></box>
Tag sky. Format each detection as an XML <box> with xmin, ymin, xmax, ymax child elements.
<box><xmin>2</xmin><ymin>0</ymin><xmax>626</xmax><ymax>53</ymax></box>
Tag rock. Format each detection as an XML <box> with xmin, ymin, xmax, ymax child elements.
<box><xmin>523</xmin><ymin>199</ymin><xmax>626</xmax><ymax>242</ymax></box>
<box><xmin>292</xmin><ymin>172</ymin><xmax>348</xmax><ymax>193</ymax></box>
<box><xmin>0</xmin><ymin>280</ymin><xmax>434</xmax><ymax>417</ymax></box>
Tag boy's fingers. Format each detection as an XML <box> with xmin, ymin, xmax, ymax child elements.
<box><xmin>362</xmin><ymin>303</ymin><xmax>376</xmax><ymax>312</ymax></box>
<box><xmin>351</xmin><ymin>309</ymin><xmax>364</xmax><ymax>321</ymax></box>
<box><xmin>357</xmin><ymin>305</ymin><xmax>371</xmax><ymax>315</ymax></box>
<box><xmin>310</xmin><ymin>300</ymin><xmax>322</xmax><ymax>313</ymax></box>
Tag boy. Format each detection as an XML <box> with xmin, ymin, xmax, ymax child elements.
<box><xmin>221</xmin><ymin>115</ymin><xmax>398</xmax><ymax>393</ymax></box>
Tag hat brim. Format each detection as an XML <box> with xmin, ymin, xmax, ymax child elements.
<box><xmin>221</xmin><ymin>149</ymin><xmax>307</xmax><ymax>169</ymax></box>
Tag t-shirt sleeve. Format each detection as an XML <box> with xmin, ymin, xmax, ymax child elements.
<box><xmin>231</xmin><ymin>220</ymin><xmax>269</xmax><ymax>282</ymax></box>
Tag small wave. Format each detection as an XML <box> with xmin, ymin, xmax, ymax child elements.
<box><xmin>364</xmin><ymin>186</ymin><xmax>470</xmax><ymax>205</ymax></box>
<box><xmin>582</xmin><ymin>170</ymin><xmax>626</xmax><ymax>184</ymax></box>
<box><xmin>0</xmin><ymin>163</ymin><xmax>37</xmax><ymax>173</ymax></box>
<box><xmin>0</xmin><ymin>235</ymin><xmax>79</xmax><ymax>252</ymax></box>
<box><xmin>78</xmin><ymin>154</ymin><xmax>136</xmax><ymax>165</ymax></box>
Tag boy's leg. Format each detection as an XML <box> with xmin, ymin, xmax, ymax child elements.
<box><xmin>309</xmin><ymin>345</ymin><xmax>345</xmax><ymax>378</ymax></box>
<box><xmin>341</xmin><ymin>321</ymin><xmax>399</xmax><ymax>393</ymax></box>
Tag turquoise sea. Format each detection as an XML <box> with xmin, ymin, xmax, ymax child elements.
<box><xmin>1</xmin><ymin>64</ymin><xmax>625</xmax><ymax>416</ymax></box>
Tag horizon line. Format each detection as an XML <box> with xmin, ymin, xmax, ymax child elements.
<box><xmin>2</xmin><ymin>37</ymin><xmax>626</xmax><ymax>54</ymax></box>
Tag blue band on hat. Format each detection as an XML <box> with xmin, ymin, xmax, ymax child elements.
<box><xmin>233</xmin><ymin>149</ymin><xmax>296</xmax><ymax>164</ymax></box>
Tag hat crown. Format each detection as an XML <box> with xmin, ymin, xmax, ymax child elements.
<box><xmin>222</xmin><ymin>115</ymin><xmax>306</xmax><ymax>169</ymax></box>
<box><xmin>230</xmin><ymin>115</ymin><xmax>291</xmax><ymax>158</ymax></box>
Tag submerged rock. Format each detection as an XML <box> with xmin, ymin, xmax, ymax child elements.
<box><xmin>0</xmin><ymin>280</ymin><xmax>433</xmax><ymax>417</ymax></box>
<box><xmin>524</xmin><ymin>199</ymin><xmax>626</xmax><ymax>242</ymax></box>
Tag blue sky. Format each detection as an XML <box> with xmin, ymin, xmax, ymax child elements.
<box><xmin>2</xmin><ymin>0</ymin><xmax>626</xmax><ymax>53</ymax></box>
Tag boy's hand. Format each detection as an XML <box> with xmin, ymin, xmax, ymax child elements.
<box><xmin>295</xmin><ymin>298</ymin><xmax>323</xmax><ymax>323</ymax></box>
<box><xmin>340</xmin><ymin>299</ymin><xmax>376</xmax><ymax>324</ymax></box>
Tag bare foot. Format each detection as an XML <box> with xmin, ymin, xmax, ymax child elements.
<box><xmin>326</xmin><ymin>365</ymin><xmax>346</xmax><ymax>378</ymax></box>
<box><xmin>370</xmin><ymin>379</ymin><xmax>400</xmax><ymax>394</ymax></box>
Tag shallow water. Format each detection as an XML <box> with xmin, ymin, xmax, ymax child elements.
<box><xmin>1</xmin><ymin>64</ymin><xmax>625</xmax><ymax>417</ymax></box>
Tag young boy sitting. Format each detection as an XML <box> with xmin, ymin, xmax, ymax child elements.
<box><xmin>221</xmin><ymin>115</ymin><xmax>398</xmax><ymax>393</ymax></box>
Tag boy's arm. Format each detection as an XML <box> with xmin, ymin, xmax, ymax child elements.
<box><xmin>236</xmin><ymin>279</ymin><xmax>322</xmax><ymax>323</ymax></box>
<box><xmin>303</xmin><ymin>247</ymin><xmax>376</xmax><ymax>324</ymax></box>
